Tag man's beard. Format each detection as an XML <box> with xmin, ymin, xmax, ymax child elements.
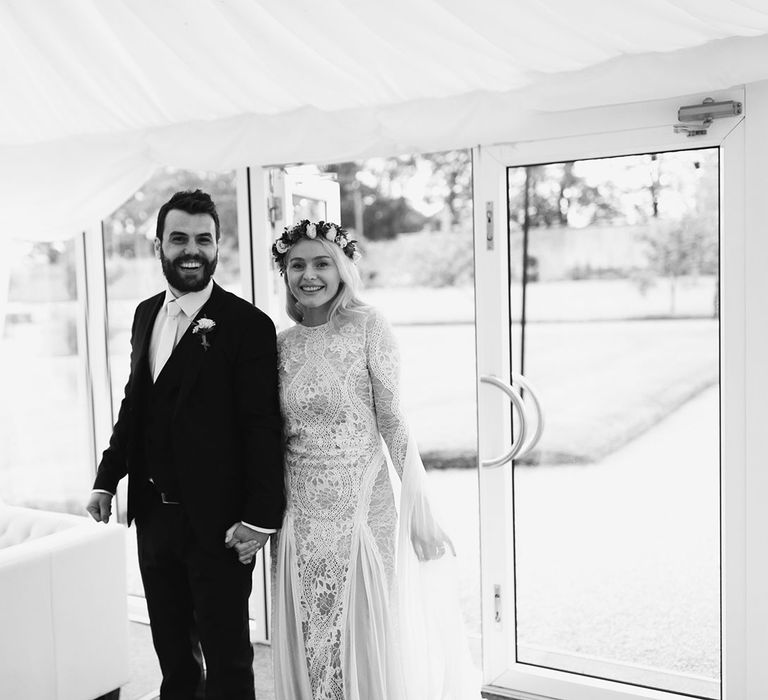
<box><xmin>160</xmin><ymin>249</ymin><xmax>218</xmax><ymax>292</ymax></box>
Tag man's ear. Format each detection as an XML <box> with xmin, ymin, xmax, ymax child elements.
<box><xmin>153</xmin><ymin>237</ymin><xmax>161</xmax><ymax>259</ymax></box>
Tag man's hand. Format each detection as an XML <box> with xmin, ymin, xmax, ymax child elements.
<box><xmin>86</xmin><ymin>492</ymin><xmax>113</xmax><ymax>523</ymax></box>
<box><xmin>224</xmin><ymin>523</ymin><xmax>270</xmax><ymax>565</ymax></box>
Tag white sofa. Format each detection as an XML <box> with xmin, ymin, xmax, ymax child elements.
<box><xmin>0</xmin><ymin>504</ymin><xmax>129</xmax><ymax>700</ymax></box>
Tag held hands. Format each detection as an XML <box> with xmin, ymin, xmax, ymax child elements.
<box><xmin>225</xmin><ymin>523</ymin><xmax>270</xmax><ymax>565</ymax></box>
<box><xmin>86</xmin><ymin>492</ymin><xmax>113</xmax><ymax>523</ymax></box>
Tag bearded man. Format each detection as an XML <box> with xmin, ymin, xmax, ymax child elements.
<box><xmin>86</xmin><ymin>189</ymin><xmax>284</xmax><ymax>700</ymax></box>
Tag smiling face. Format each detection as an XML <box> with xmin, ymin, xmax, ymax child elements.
<box><xmin>155</xmin><ymin>209</ymin><xmax>218</xmax><ymax>294</ymax></box>
<box><xmin>286</xmin><ymin>239</ymin><xmax>342</xmax><ymax>324</ymax></box>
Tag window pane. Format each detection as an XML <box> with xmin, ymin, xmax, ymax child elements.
<box><xmin>508</xmin><ymin>149</ymin><xmax>720</xmax><ymax>698</ymax></box>
<box><xmin>0</xmin><ymin>238</ymin><xmax>92</xmax><ymax>514</ymax></box>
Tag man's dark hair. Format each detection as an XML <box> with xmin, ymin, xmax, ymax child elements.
<box><xmin>156</xmin><ymin>189</ymin><xmax>221</xmax><ymax>241</ymax></box>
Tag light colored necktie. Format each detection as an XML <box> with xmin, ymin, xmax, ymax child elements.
<box><xmin>153</xmin><ymin>299</ymin><xmax>182</xmax><ymax>381</ymax></box>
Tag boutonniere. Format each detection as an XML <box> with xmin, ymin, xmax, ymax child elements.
<box><xmin>192</xmin><ymin>317</ymin><xmax>216</xmax><ymax>351</ymax></box>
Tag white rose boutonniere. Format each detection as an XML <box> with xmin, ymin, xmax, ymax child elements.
<box><xmin>306</xmin><ymin>223</ymin><xmax>317</xmax><ymax>239</ymax></box>
<box><xmin>192</xmin><ymin>317</ymin><xmax>216</xmax><ymax>351</ymax></box>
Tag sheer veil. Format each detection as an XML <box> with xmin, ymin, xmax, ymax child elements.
<box><xmin>272</xmin><ymin>432</ymin><xmax>480</xmax><ymax>699</ymax></box>
<box><xmin>394</xmin><ymin>433</ymin><xmax>480</xmax><ymax>699</ymax></box>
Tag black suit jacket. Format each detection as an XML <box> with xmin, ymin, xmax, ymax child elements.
<box><xmin>93</xmin><ymin>282</ymin><xmax>285</xmax><ymax>541</ymax></box>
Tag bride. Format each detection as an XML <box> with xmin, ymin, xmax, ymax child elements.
<box><xmin>239</xmin><ymin>220</ymin><xmax>477</xmax><ymax>699</ymax></box>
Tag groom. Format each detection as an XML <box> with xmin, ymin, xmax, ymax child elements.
<box><xmin>86</xmin><ymin>189</ymin><xmax>284</xmax><ymax>700</ymax></box>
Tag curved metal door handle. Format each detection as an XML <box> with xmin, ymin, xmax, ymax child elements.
<box><xmin>511</xmin><ymin>373</ymin><xmax>545</xmax><ymax>458</ymax></box>
<box><xmin>479</xmin><ymin>375</ymin><xmax>529</xmax><ymax>468</ymax></box>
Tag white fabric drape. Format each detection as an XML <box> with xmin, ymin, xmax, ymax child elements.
<box><xmin>272</xmin><ymin>432</ymin><xmax>478</xmax><ymax>699</ymax></box>
<box><xmin>2</xmin><ymin>0</ymin><xmax>768</xmax><ymax>239</ymax></box>
<box><xmin>395</xmin><ymin>433</ymin><xmax>480</xmax><ymax>699</ymax></box>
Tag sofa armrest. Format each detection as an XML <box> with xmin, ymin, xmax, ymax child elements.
<box><xmin>0</xmin><ymin>510</ymin><xmax>129</xmax><ymax>700</ymax></box>
<box><xmin>0</xmin><ymin>547</ymin><xmax>58</xmax><ymax>698</ymax></box>
<box><xmin>52</xmin><ymin>523</ymin><xmax>129</xmax><ymax>700</ymax></box>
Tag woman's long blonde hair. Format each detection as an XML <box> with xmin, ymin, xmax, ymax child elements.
<box><xmin>284</xmin><ymin>237</ymin><xmax>368</xmax><ymax>325</ymax></box>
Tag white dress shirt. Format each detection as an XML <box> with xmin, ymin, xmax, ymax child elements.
<box><xmin>94</xmin><ymin>280</ymin><xmax>275</xmax><ymax>534</ymax></box>
<box><xmin>149</xmin><ymin>283</ymin><xmax>213</xmax><ymax>380</ymax></box>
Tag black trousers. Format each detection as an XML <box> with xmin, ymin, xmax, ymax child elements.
<box><xmin>136</xmin><ymin>490</ymin><xmax>256</xmax><ymax>700</ymax></box>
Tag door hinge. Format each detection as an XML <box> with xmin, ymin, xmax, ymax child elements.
<box><xmin>267</xmin><ymin>195</ymin><xmax>282</xmax><ymax>225</ymax></box>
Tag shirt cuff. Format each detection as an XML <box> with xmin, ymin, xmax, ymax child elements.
<box><xmin>92</xmin><ymin>489</ymin><xmax>114</xmax><ymax>496</ymax></box>
<box><xmin>241</xmin><ymin>521</ymin><xmax>276</xmax><ymax>534</ymax></box>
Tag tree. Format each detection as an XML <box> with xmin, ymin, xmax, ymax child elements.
<box><xmin>322</xmin><ymin>150</ymin><xmax>473</xmax><ymax>240</ymax></box>
<box><xmin>417</xmin><ymin>150</ymin><xmax>472</xmax><ymax>229</ymax></box>
<box><xmin>640</xmin><ymin>219</ymin><xmax>698</xmax><ymax>314</ymax></box>
<box><xmin>517</xmin><ymin>162</ymin><xmax>622</xmax><ymax>229</ymax></box>
<box><xmin>323</xmin><ymin>158</ymin><xmax>428</xmax><ymax>240</ymax></box>
<box><xmin>635</xmin><ymin>150</ymin><xmax>719</xmax><ymax>314</ymax></box>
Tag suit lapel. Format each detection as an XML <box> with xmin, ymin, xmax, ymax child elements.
<box><xmin>173</xmin><ymin>282</ymin><xmax>227</xmax><ymax>415</ymax></box>
<box><xmin>132</xmin><ymin>293</ymin><xmax>164</xmax><ymax>377</ymax></box>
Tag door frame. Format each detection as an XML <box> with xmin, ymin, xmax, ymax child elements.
<box><xmin>237</xmin><ymin>165</ymin><xmax>342</xmax><ymax>641</ymax></box>
<box><xmin>472</xmin><ymin>88</ymin><xmax>745</xmax><ymax>700</ymax></box>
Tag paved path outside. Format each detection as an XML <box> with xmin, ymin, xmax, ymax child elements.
<box><xmin>427</xmin><ymin>385</ymin><xmax>720</xmax><ymax>685</ymax></box>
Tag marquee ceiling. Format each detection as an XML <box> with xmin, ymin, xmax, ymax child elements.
<box><xmin>2</xmin><ymin>0</ymin><xmax>767</xmax><ymax>237</ymax></box>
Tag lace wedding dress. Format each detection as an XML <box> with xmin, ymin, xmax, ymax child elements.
<box><xmin>272</xmin><ymin>307</ymin><xmax>478</xmax><ymax>700</ymax></box>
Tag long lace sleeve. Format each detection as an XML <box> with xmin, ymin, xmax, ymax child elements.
<box><xmin>366</xmin><ymin>308</ymin><xmax>409</xmax><ymax>478</ymax></box>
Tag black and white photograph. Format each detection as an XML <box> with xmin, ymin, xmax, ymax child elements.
<box><xmin>1</xmin><ymin>2</ymin><xmax>767</xmax><ymax>699</ymax></box>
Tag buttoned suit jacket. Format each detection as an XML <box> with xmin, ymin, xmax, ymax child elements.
<box><xmin>93</xmin><ymin>282</ymin><xmax>285</xmax><ymax>543</ymax></box>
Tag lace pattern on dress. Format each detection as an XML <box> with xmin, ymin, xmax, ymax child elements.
<box><xmin>275</xmin><ymin>308</ymin><xmax>408</xmax><ymax>699</ymax></box>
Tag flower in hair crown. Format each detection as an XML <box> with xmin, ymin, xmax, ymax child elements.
<box><xmin>271</xmin><ymin>220</ymin><xmax>361</xmax><ymax>273</ymax></box>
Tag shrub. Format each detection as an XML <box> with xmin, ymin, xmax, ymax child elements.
<box><xmin>358</xmin><ymin>229</ymin><xmax>473</xmax><ymax>288</ymax></box>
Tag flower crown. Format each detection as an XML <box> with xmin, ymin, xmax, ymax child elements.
<box><xmin>272</xmin><ymin>220</ymin><xmax>360</xmax><ymax>273</ymax></box>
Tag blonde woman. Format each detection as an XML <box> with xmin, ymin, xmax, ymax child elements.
<box><xmin>237</xmin><ymin>220</ymin><xmax>477</xmax><ymax>699</ymax></box>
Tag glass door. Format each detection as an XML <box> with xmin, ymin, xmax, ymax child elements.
<box><xmin>474</xmin><ymin>96</ymin><xmax>744</xmax><ymax>700</ymax></box>
<box><xmin>244</xmin><ymin>166</ymin><xmax>342</xmax><ymax>640</ymax></box>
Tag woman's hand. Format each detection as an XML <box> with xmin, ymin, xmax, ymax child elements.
<box><xmin>224</xmin><ymin>523</ymin><xmax>270</xmax><ymax>565</ymax></box>
<box><xmin>411</xmin><ymin>524</ymin><xmax>456</xmax><ymax>562</ymax></box>
<box><xmin>233</xmin><ymin>539</ymin><xmax>262</xmax><ymax>564</ymax></box>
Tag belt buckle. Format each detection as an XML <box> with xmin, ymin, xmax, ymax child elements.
<box><xmin>160</xmin><ymin>492</ymin><xmax>180</xmax><ymax>505</ymax></box>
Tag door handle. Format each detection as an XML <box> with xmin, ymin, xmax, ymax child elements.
<box><xmin>479</xmin><ymin>375</ymin><xmax>529</xmax><ymax>468</ymax></box>
<box><xmin>510</xmin><ymin>373</ymin><xmax>545</xmax><ymax>458</ymax></box>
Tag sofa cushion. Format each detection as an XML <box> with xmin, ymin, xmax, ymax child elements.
<box><xmin>0</xmin><ymin>506</ymin><xmax>81</xmax><ymax>549</ymax></box>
